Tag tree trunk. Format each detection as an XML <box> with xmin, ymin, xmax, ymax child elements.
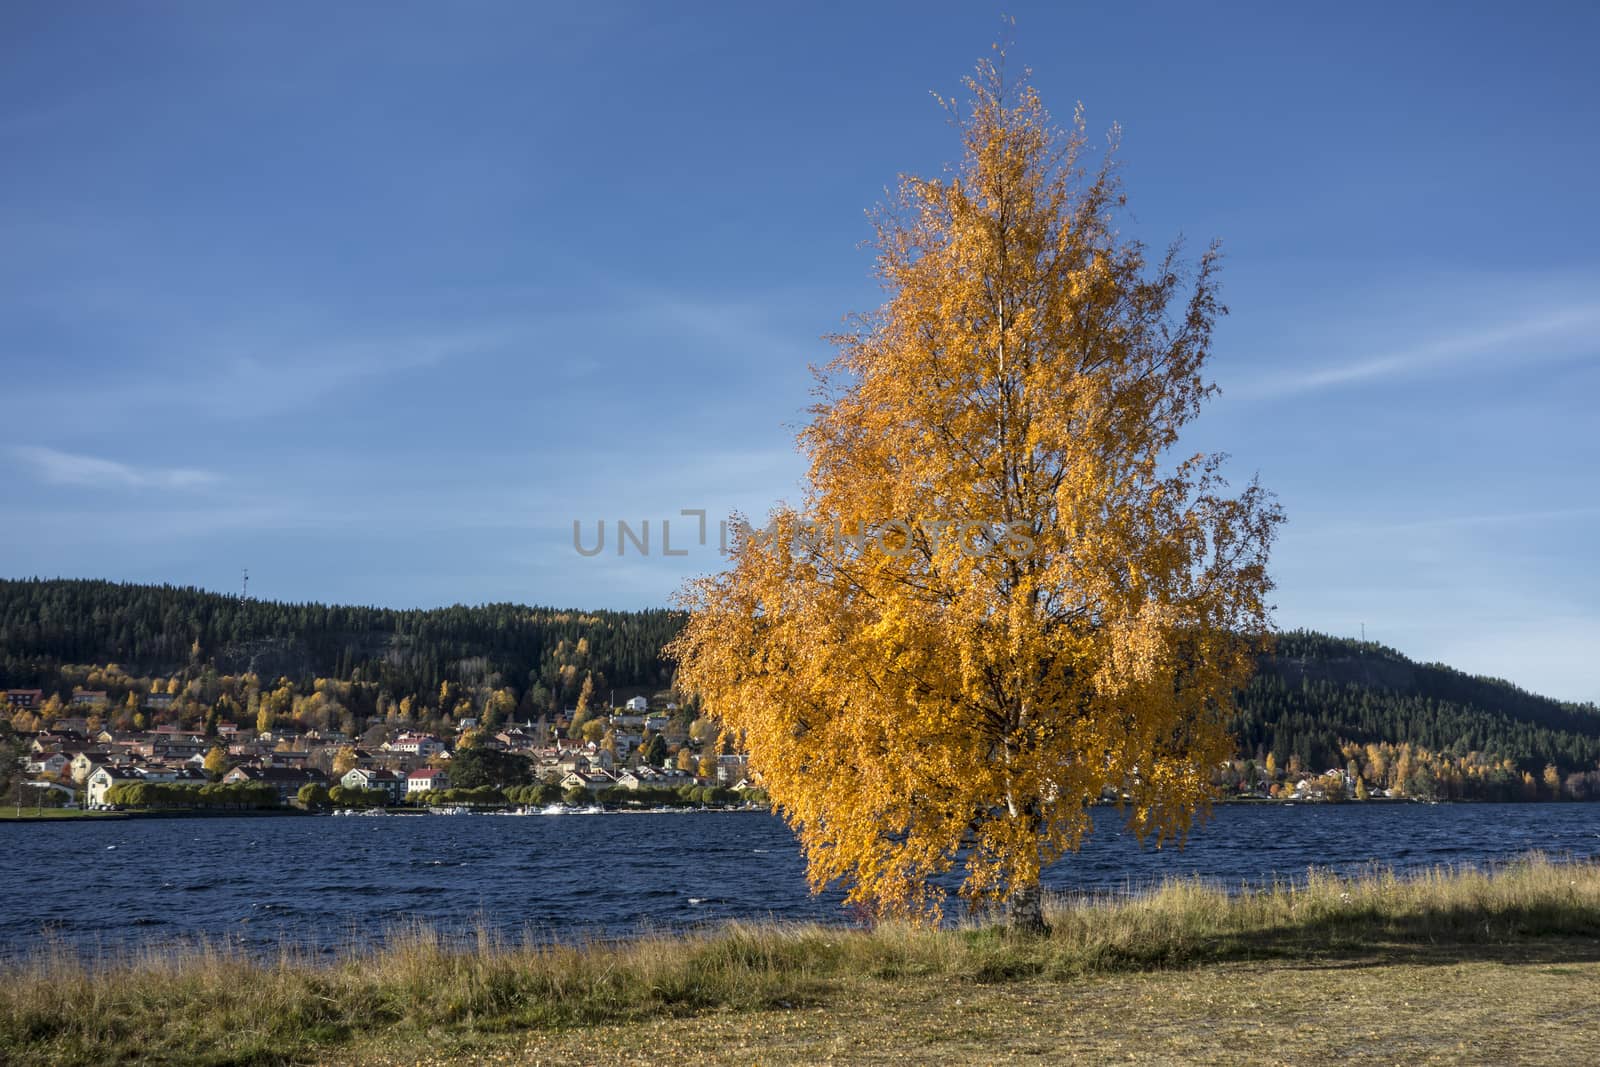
<box><xmin>1007</xmin><ymin>880</ymin><xmax>1049</xmax><ymax>936</ymax></box>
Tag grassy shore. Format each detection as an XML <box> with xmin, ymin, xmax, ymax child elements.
<box><xmin>0</xmin><ymin>808</ymin><xmax>124</xmax><ymax>821</ymax></box>
<box><xmin>4</xmin><ymin>855</ymin><xmax>1599</xmax><ymax>1065</ymax></box>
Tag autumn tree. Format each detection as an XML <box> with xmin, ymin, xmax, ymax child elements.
<box><xmin>484</xmin><ymin>687</ymin><xmax>516</xmax><ymax>729</ymax></box>
<box><xmin>203</xmin><ymin>746</ymin><xmax>228</xmax><ymax>778</ymax></box>
<box><xmin>332</xmin><ymin>746</ymin><xmax>358</xmax><ymax>775</ymax></box>
<box><xmin>669</xmin><ymin>53</ymin><xmax>1280</xmax><ymax>932</ymax></box>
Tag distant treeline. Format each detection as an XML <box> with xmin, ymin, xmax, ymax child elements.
<box><xmin>3</xmin><ymin>579</ymin><xmax>1599</xmax><ymax>779</ymax></box>
<box><xmin>0</xmin><ymin>578</ymin><xmax>681</xmax><ymax>711</ymax></box>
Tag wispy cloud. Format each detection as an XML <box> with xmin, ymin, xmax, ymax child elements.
<box><xmin>632</xmin><ymin>292</ymin><xmax>821</xmax><ymax>367</ymax></box>
<box><xmin>4</xmin><ymin>321</ymin><xmax>537</xmax><ymax>429</ymax></box>
<box><xmin>1247</xmin><ymin>301</ymin><xmax>1600</xmax><ymax>399</ymax></box>
<box><xmin>209</xmin><ymin>326</ymin><xmax>523</xmax><ymax>408</ymax></box>
<box><xmin>6</xmin><ymin>446</ymin><xmax>219</xmax><ymax>491</ymax></box>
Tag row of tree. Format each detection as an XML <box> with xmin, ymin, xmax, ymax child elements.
<box><xmin>101</xmin><ymin>781</ymin><xmax>278</xmax><ymax>809</ymax></box>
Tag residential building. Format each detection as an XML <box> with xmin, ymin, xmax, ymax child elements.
<box><xmin>615</xmin><ymin>766</ymin><xmax>695</xmax><ymax>790</ymax></box>
<box><xmin>33</xmin><ymin>731</ymin><xmax>86</xmax><ymax>752</ymax></box>
<box><xmin>85</xmin><ymin>766</ymin><xmax>143</xmax><ymax>807</ymax></box>
<box><xmin>341</xmin><ymin>767</ymin><xmax>404</xmax><ymax>801</ymax></box>
<box><xmin>406</xmin><ymin>768</ymin><xmax>450</xmax><ymax>794</ymax></box>
<box><xmin>386</xmin><ymin>733</ymin><xmax>447</xmax><ymax>758</ymax></box>
<box><xmin>221</xmin><ymin>765</ymin><xmax>327</xmax><ymax>802</ymax></box>
<box><xmin>69</xmin><ymin>749</ymin><xmax>111</xmax><ymax>783</ymax></box>
<box><xmin>716</xmin><ymin>754</ymin><xmax>751</xmax><ymax>785</ymax></box>
<box><xmin>25</xmin><ymin>752</ymin><xmax>69</xmax><ymax>777</ymax></box>
<box><xmin>140</xmin><ymin>766</ymin><xmax>209</xmax><ymax>785</ymax></box>
<box><xmin>559</xmin><ymin>769</ymin><xmax>617</xmax><ymax>794</ymax></box>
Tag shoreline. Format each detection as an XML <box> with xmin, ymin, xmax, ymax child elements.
<box><xmin>0</xmin><ymin>794</ymin><xmax>1551</xmax><ymax>824</ymax></box>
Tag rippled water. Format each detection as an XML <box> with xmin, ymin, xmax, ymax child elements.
<box><xmin>4</xmin><ymin>803</ymin><xmax>1599</xmax><ymax>958</ymax></box>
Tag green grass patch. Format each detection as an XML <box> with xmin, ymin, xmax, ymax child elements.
<box><xmin>0</xmin><ymin>809</ymin><xmax>122</xmax><ymax>821</ymax></box>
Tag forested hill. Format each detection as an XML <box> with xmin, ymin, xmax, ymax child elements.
<box><xmin>1235</xmin><ymin>630</ymin><xmax>1600</xmax><ymax>777</ymax></box>
<box><xmin>3</xmin><ymin>578</ymin><xmax>1598</xmax><ymax>779</ymax></box>
<box><xmin>0</xmin><ymin>578</ymin><xmax>681</xmax><ymax>711</ymax></box>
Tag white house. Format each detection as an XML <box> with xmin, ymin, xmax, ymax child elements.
<box><xmin>342</xmin><ymin>767</ymin><xmax>404</xmax><ymax>801</ymax></box>
<box><xmin>615</xmin><ymin>766</ymin><xmax>695</xmax><ymax>791</ymax></box>
<box><xmin>559</xmin><ymin>769</ymin><xmax>616</xmax><ymax>794</ymax></box>
<box><xmin>69</xmin><ymin>750</ymin><xmax>108</xmax><ymax>783</ymax></box>
<box><xmin>406</xmin><ymin>767</ymin><xmax>450</xmax><ymax>794</ymax></box>
<box><xmin>86</xmin><ymin>766</ymin><xmax>142</xmax><ymax>807</ymax></box>
<box><xmin>624</xmin><ymin>696</ymin><xmax>648</xmax><ymax>713</ymax></box>
<box><xmin>387</xmin><ymin>733</ymin><xmax>447</xmax><ymax>758</ymax></box>
<box><xmin>716</xmin><ymin>754</ymin><xmax>751</xmax><ymax>785</ymax></box>
<box><xmin>25</xmin><ymin>753</ymin><xmax>69</xmax><ymax>777</ymax></box>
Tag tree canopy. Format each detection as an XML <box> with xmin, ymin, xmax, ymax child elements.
<box><xmin>670</xmin><ymin>55</ymin><xmax>1282</xmax><ymax>929</ymax></box>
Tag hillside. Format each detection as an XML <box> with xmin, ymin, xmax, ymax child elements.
<box><xmin>3</xmin><ymin>578</ymin><xmax>1597</xmax><ymax>785</ymax></box>
<box><xmin>0</xmin><ymin>578</ymin><xmax>681</xmax><ymax>722</ymax></box>
<box><xmin>1236</xmin><ymin>631</ymin><xmax>1600</xmax><ymax>780</ymax></box>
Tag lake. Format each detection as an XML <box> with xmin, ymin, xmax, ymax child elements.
<box><xmin>4</xmin><ymin>803</ymin><xmax>1600</xmax><ymax>960</ymax></box>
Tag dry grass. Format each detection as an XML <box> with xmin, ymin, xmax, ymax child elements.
<box><xmin>339</xmin><ymin>950</ymin><xmax>1600</xmax><ymax>1066</ymax></box>
<box><xmin>4</xmin><ymin>854</ymin><xmax>1599</xmax><ymax>1065</ymax></box>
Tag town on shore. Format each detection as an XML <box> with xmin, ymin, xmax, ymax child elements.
<box><xmin>6</xmin><ymin>684</ymin><xmax>759</xmax><ymax>815</ymax></box>
<box><xmin>8</xmin><ymin>669</ymin><xmax>1600</xmax><ymax>817</ymax></box>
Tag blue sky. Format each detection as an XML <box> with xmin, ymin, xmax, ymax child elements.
<box><xmin>2</xmin><ymin>2</ymin><xmax>1597</xmax><ymax>702</ymax></box>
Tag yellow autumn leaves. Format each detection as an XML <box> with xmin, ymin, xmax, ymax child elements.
<box><xmin>670</xmin><ymin>54</ymin><xmax>1280</xmax><ymax>926</ymax></box>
